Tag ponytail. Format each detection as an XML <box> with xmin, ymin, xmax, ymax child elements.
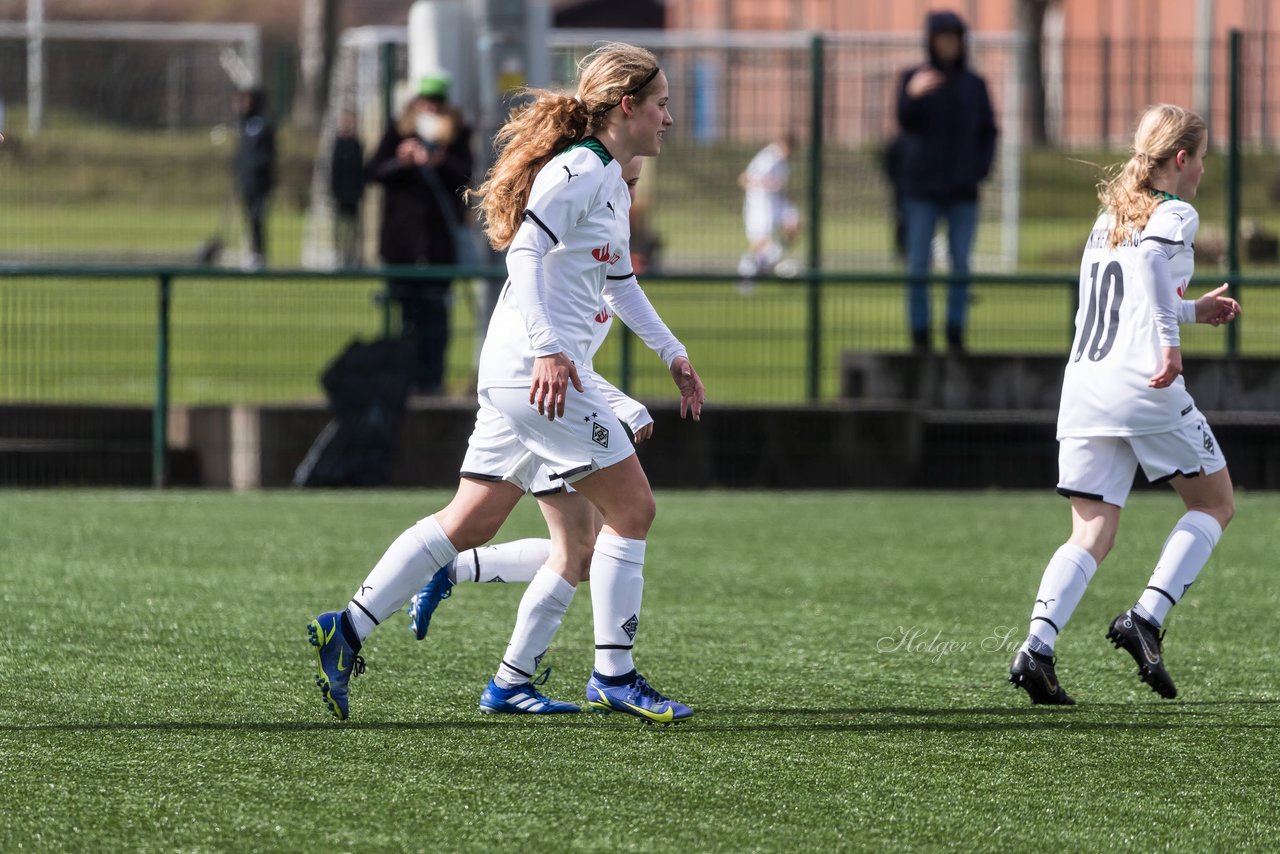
<box><xmin>470</xmin><ymin>93</ymin><xmax>589</xmax><ymax>250</ymax></box>
<box><xmin>1098</xmin><ymin>104</ymin><xmax>1206</xmax><ymax>248</ymax></box>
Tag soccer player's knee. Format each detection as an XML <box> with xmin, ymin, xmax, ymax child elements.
<box><xmin>1072</xmin><ymin>526</ymin><xmax>1115</xmax><ymax>562</ymax></box>
<box><xmin>447</xmin><ymin>512</ymin><xmax>506</xmax><ymax>550</ymax></box>
<box><xmin>628</xmin><ymin>492</ymin><xmax>657</xmax><ymax>534</ymax></box>
<box><xmin>1212</xmin><ymin>493</ymin><xmax>1235</xmax><ymax>529</ymax></box>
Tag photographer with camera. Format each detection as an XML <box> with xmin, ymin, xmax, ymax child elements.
<box><xmin>365</xmin><ymin>73</ymin><xmax>474</xmax><ymax>395</ymax></box>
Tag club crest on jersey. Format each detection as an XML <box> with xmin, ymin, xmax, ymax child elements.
<box><xmin>1177</xmin><ymin>280</ymin><xmax>1187</xmax><ymax>297</ymax></box>
<box><xmin>595</xmin><ymin>307</ymin><xmax>611</xmax><ymax>324</ymax></box>
<box><xmin>591</xmin><ymin>420</ymin><xmax>610</xmax><ymax>448</ymax></box>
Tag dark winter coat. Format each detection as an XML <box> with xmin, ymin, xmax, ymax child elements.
<box><xmin>330</xmin><ymin>135</ymin><xmax>365</xmax><ymax>213</ymax></box>
<box><xmin>234</xmin><ymin>112</ymin><xmax>276</xmax><ymax>202</ymax></box>
<box><xmin>365</xmin><ymin>123</ymin><xmax>473</xmax><ymax>266</ymax></box>
<box><xmin>895</xmin><ymin>10</ymin><xmax>998</xmax><ymax>202</ymax></box>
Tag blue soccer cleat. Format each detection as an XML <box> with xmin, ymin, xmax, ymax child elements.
<box><xmin>407</xmin><ymin>564</ymin><xmax>454</xmax><ymax>641</ymax></box>
<box><xmin>479</xmin><ymin>671</ymin><xmax>580</xmax><ymax>715</ymax></box>
<box><xmin>307</xmin><ymin>610</ymin><xmax>364</xmax><ymax>721</ymax></box>
<box><xmin>585</xmin><ymin>671</ymin><xmax>693</xmax><ymax>724</ymax></box>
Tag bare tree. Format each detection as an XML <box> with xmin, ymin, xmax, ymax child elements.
<box><xmin>1018</xmin><ymin>0</ymin><xmax>1054</xmax><ymax>146</ymax></box>
<box><xmin>295</xmin><ymin>0</ymin><xmax>341</xmax><ymax>131</ymax></box>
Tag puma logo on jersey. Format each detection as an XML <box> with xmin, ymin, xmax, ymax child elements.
<box><xmin>563</xmin><ymin>165</ymin><xmax>580</xmax><ymax>182</ymax></box>
<box><xmin>606</xmin><ymin>201</ymin><xmax>615</xmax><ymax>215</ymax></box>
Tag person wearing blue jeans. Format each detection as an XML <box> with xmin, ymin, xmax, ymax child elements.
<box><xmin>904</xmin><ymin>197</ymin><xmax>978</xmax><ymax>352</ymax></box>
<box><xmin>896</xmin><ymin>10</ymin><xmax>997</xmax><ymax>353</ymax></box>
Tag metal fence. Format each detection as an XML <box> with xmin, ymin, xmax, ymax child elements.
<box><xmin>5</xmin><ymin>29</ymin><xmax>1280</xmax><ymax>485</ymax></box>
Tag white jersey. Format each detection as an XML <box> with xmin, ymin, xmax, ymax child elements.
<box><xmin>1058</xmin><ymin>200</ymin><xmax>1199</xmax><ymax>438</ymax></box>
<box><xmin>743</xmin><ymin>143</ymin><xmax>789</xmax><ymax>209</ymax></box>
<box><xmin>479</xmin><ymin>140</ymin><xmax>632</xmax><ymax>388</ymax></box>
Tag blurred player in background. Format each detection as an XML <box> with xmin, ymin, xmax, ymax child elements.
<box><xmin>308</xmin><ymin>44</ymin><xmax>705</xmax><ymax>724</ymax></box>
<box><xmin>1009</xmin><ymin>104</ymin><xmax>1240</xmax><ymax>706</ymax></box>
<box><xmin>736</xmin><ymin>133</ymin><xmax>800</xmax><ymax>287</ymax></box>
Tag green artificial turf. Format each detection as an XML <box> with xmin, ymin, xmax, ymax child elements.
<box><xmin>3</xmin><ymin>489</ymin><xmax>1278</xmax><ymax>850</ymax></box>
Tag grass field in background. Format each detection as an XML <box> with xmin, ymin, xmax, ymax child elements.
<box><xmin>1</xmin><ymin>272</ymin><xmax>1272</xmax><ymax>406</ymax></box>
<box><xmin>3</xmin><ymin>489</ymin><xmax>1278</xmax><ymax>850</ymax></box>
<box><xmin>7</xmin><ymin>126</ymin><xmax>1280</xmax><ymax>406</ymax></box>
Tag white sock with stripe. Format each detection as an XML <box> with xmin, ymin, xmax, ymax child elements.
<box><xmin>451</xmin><ymin>539</ymin><xmax>551</xmax><ymax>584</ymax></box>
<box><xmin>346</xmin><ymin>515</ymin><xmax>457</xmax><ymax>642</ymax></box>
<box><xmin>1021</xmin><ymin>543</ymin><xmax>1098</xmax><ymax>655</ymax></box>
<box><xmin>1133</xmin><ymin>510</ymin><xmax>1222</xmax><ymax>627</ymax></box>
<box><xmin>590</xmin><ymin>534</ymin><xmax>646</xmax><ymax>677</ymax></box>
<box><xmin>494</xmin><ymin>567</ymin><xmax>576</xmax><ymax>688</ymax></box>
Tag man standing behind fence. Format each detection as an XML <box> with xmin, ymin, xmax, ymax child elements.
<box><xmin>897</xmin><ymin>10</ymin><xmax>997</xmax><ymax>354</ymax></box>
<box><xmin>233</xmin><ymin>88</ymin><xmax>276</xmax><ymax>270</ymax></box>
<box><xmin>330</xmin><ymin>109</ymin><xmax>365</xmax><ymax>268</ymax></box>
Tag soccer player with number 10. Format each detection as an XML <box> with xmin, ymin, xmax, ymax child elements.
<box><xmin>1009</xmin><ymin>104</ymin><xmax>1241</xmax><ymax>705</ymax></box>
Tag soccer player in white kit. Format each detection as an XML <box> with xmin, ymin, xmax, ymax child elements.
<box><xmin>404</xmin><ymin>159</ymin><xmax>653</xmax><ymax>619</ymax></box>
<box><xmin>736</xmin><ymin>134</ymin><xmax>800</xmax><ymax>281</ymax></box>
<box><xmin>404</xmin><ymin>159</ymin><xmax>654</xmax><ymax>623</ymax></box>
<box><xmin>308</xmin><ymin>44</ymin><xmax>706</xmax><ymax>723</ymax></box>
<box><xmin>1009</xmin><ymin>104</ymin><xmax>1240</xmax><ymax>705</ymax></box>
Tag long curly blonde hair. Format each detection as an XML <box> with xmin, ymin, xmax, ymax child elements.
<box><xmin>470</xmin><ymin>42</ymin><xmax>660</xmax><ymax>250</ymax></box>
<box><xmin>1098</xmin><ymin>103</ymin><xmax>1206</xmax><ymax>248</ymax></box>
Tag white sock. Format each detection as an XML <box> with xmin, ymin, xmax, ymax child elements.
<box><xmin>451</xmin><ymin>539</ymin><xmax>551</xmax><ymax>584</ymax></box>
<box><xmin>1134</xmin><ymin>510</ymin><xmax>1222</xmax><ymax>627</ymax></box>
<box><xmin>1022</xmin><ymin>543</ymin><xmax>1098</xmax><ymax>654</ymax></box>
<box><xmin>347</xmin><ymin>515</ymin><xmax>457</xmax><ymax>642</ymax></box>
<box><xmin>590</xmin><ymin>533</ymin><xmax>646</xmax><ymax>677</ymax></box>
<box><xmin>494</xmin><ymin>568</ymin><xmax>576</xmax><ymax>688</ymax></box>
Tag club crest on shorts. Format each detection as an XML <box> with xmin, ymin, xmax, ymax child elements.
<box><xmin>591</xmin><ymin>420</ymin><xmax>610</xmax><ymax>448</ymax></box>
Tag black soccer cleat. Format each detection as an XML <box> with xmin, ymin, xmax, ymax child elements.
<box><xmin>1107</xmin><ymin>611</ymin><xmax>1177</xmax><ymax>699</ymax></box>
<box><xmin>1009</xmin><ymin>648</ymin><xmax>1075</xmax><ymax>705</ymax></box>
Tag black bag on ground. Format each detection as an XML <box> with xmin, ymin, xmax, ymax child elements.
<box><xmin>293</xmin><ymin>338</ymin><xmax>412</xmax><ymax>487</ymax></box>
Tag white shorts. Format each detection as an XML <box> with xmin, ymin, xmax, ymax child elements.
<box><xmin>459</xmin><ymin>382</ymin><xmax>635</xmax><ymax>493</ymax></box>
<box><xmin>744</xmin><ymin>199</ymin><xmax>795</xmax><ymax>242</ymax></box>
<box><xmin>1057</xmin><ymin>415</ymin><xmax>1226</xmax><ymax>507</ymax></box>
<box><xmin>530</xmin><ymin>465</ymin><xmax>575</xmax><ymax>497</ymax></box>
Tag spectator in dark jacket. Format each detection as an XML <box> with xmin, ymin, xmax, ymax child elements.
<box><xmin>233</xmin><ymin>88</ymin><xmax>276</xmax><ymax>269</ymax></box>
<box><xmin>330</xmin><ymin>109</ymin><xmax>365</xmax><ymax>268</ymax></box>
<box><xmin>365</xmin><ymin>73</ymin><xmax>473</xmax><ymax>395</ymax></box>
<box><xmin>897</xmin><ymin>10</ymin><xmax>998</xmax><ymax>353</ymax></box>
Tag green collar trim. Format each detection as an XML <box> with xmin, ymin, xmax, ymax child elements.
<box><xmin>562</xmin><ymin>136</ymin><xmax>613</xmax><ymax>166</ymax></box>
<box><xmin>1150</xmin><ymin>189</ymin><xmax>1183</xmax><ymax>203</ymax></box>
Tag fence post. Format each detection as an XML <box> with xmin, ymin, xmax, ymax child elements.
<box><xmin>1227</xmin><ymin>29</ymin><xmax>1242</xmax><ymax>356</ymax></box>
<box><xmin>153</xmin><ymin>273</ymin><xmax>172</xmax><ymax>489</ymax></box>
<box><xmin>1100</xmin><ymin>36</ymin><xmax>1111</xmax><ymax>143</ymax></box>
<box><xmin>806</xmin><ymin>33</ymin><xmax>825</xmax><ymax>402</ymax></box>
<box><xmin>380</xmin><ymin>42</ymin><xmax>397</xmax><ymax>123</ymax></box>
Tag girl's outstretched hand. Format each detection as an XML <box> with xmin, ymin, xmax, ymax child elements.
<box><xmin>1196</xmin><ymin>284</ymin><xmax>1241</xmax><ymax>326</ymax></box>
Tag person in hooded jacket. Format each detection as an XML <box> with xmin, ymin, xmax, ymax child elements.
<box><xmin>897</xmin><ymin>10</ymin><xmax>998</xmax><ymax>353</ymax></box>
